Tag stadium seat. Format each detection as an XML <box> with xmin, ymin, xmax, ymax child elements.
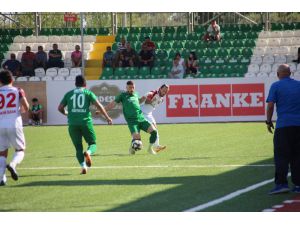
<box><xmin>34</xmin><ymin>68</ymin><xmax>46</xmax><ymax>77</ymax></box>
<box><xmin>126</xmin><ymin>67</ymin><xmax>138</xmax><ymax>79</ymax></box>
<box><xmin>272</xmin><ymin>63</ymin><xmax>281</xmax><ymax>72</ymax></box>
<box><xmin>256</xmin><ymin>39</ymin><xmax>268</xmax><ymax>47</ymax></box>
<box><xmin>28</xmin><ymin>76</ymin><xmax>41</xmax><ymax>81</ymax></box>
<box><xmin>257</xmin><ymin>72</ymin><xmax>269</xmax><ymax>78</ymax></box>
<box><xmin>264</xmin><ymin>47</ymin><xmax>278</xmax><ymax>55</ymax></box>
<box><xmin>164</xmin><ymin>26</ymin><xmax>175</xmax><ymax>33</ymax></box>
<box><xmin>297</xmin><ymin>64</ymin><xmax>300</xmax><ymax>71</ymax></box>
<box><xmin>187</xmin><ymin>33</ymin><xmax>199</xmax><ymax>41</ymax></box>
<box><xmin>58</xmin><ymin>68</ymin><xmax>70</xmax><ymax>77</ymax></box>
<box><xmin>244</xmin><ymin>72</ymin><xmax>256</xmax><ymax>78</ymax></box>
<box><xmin>258</xmin><ymin>31</ymin><xmax>270</xmax><ymax>39</ymax></box>
<box><xmin>277</xmin><ymin>46</ymin><xmax>290</xmax><ymax>55</ymax></box>
<box><xmin>70</xmin><ymin>67</ymin><xmax>82</xmax><ymax>76</ymax></box>
<box><xmin>280</xmin><ymin>38</ymin><xmax>292</xmax><ymax>46</ymax></box>
<box><xmin>66</xmin><ymin>75</ymin><xmax>76</xmax><ymax>81</ymax></box>
<box><xmin>139</xmin><ymin>67</ymin><xmax>151</xmax><ymax>79</ymax></box>
<box><xmin>281</xmin><ymin>30</ymin><xmax>295</xmax><ymax>38</ymax></box>
<box><xmin>9</xmin><ymin>43</ymin><xmax>21</xmax><ymax>51</ymax></box>
<box><xmin>262</xmin><ymin>55</ymin><xmax>275</xmax><ymax>64</ymax></box>
<box><xmin>269</xmin><ymin>31</ymin><xmax>282</xmax><ymax>38</ymax></box>
<box><xmin>217</xmin><ymin>48</ymin><xmax>229</xmax><ymax>57</ymax></box>
<box><xmin>152</xmin><ymin>26</ymin><xmax>163</xmax><ymax>33</ymax></box>
<box><xmin>46</xmin><ymin>68</ymin><xmax>58</xmax><ymax>77</ymax></box>
<box><xmin>274</xmin><ymin>55</ymin><xmax>287</xmax><ymax>64</ymax></box>
<box><xmin>248</xmin><ymin>64</ymin><xmax>259</xmax><ymax>73</ymax></box>
<box><xmin>53</xmin><ymin>75</ymin><xmax>65</xmax><ymax>81</ymax></box>
<box><xmin>269</xmin><ymin>71</ymin><xmax>277</xmax><ymax>77</ymax></box>
<box><xmin>288</xmin><ymin>63</ymin><xmax>297</xmax><ymax>72</ymax></box>
<box><xmin>251</xmin><ymin>55</ymin><xmax>262</xmax><ymax>65</ymax></box>
<box><xmin>16</xmin><ymin>76</ymin><xmax>28</xmax><ymax>81</ymax></box>
<box><xmin>286</xmin><ymin>55</ymin><xmax>296</xmax><ymax>63</ymax></box>
<box><xmin>259</xmin><ymin>64</ymin><xmax>272</xmax><ymax>73</ymax></box>
<box><xmin>268</xmin><ymin>38</ymin><xmax>280</xmax><ymax>46</ymax></box>
<box><xmin>13</xmin><ymin>36</ymin><xmax>24</xmax><ymax>43</ymax></box>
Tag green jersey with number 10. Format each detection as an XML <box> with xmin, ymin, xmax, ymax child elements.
<box><xmin>60</xmin><ymin>88</ymin><xmax>97</xmax><ymax>125</ymax></box>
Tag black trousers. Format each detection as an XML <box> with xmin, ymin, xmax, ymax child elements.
<box><xmin>273</xmin><ymin>126</ymin><xmax>300</xmax><ymax>186</ymax></box>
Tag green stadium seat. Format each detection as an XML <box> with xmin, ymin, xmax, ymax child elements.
<box><xmin>168</xmin><ymin>49</ymin><xmax>176</xmax><ymax>59</ymax></box>
<box><xmin>205</xmin><ymin>48</ymin><xmax>217</xmax><ymax>57</ymax></box>
<box><xmin>196</xmin><ymin>49</ymin><xmax>206</xmax><ymax>58</ymax></box>
<box><xmin>184</xmin><ymin>41</ymin><xmax>197</xmax><ymax>50</ymax></box>
<box><xmin>86</xmin><ymin>28</ymin><xmax>98</xmax><ymax>35</ymax></box>
<box><xmin>64</xmin><ymin>28</ymin><xmax>75</xmax><ymax>35</ymax></box>
<box><xmin>207</xmin><ymin>41</ymin><xmax>221</xmax><ymax>48</ymax></box>
<box><xmin>151</xmin><ymin>66</ymin><xmax>162</xmax><ymax>78</ymax></box>
<box><xmin>101</xmin><ymin>67</ymin><xmax>114</xmax><ymax>79</ymax></box>
<box><xmin>239</xmin><ymin>24</ymin><xmax>252</xmax><ymax>32</ymax></box>
<box><xmin>10</xmin><ymin>29</ymin><xmax>20</xmax><ymax>36</ymax></box>
<box><xmin>227</xmin><ymin>57</ymin><xmax>239</xmax><ymax>66</ymax></box>
<box><xmin>141</xmin><ymin>27</ymin><xmax>151</xmax><ymax>33</ymax></box>
<box><xmin>202</xmin><ymin>57</ymin><xmax>215</xmax><ymax>66</ymax></box>
<box><xmin>2</xmin><ymin>36</ymin><xmax>13</xmax><ymax>44</ymax></box>
<box><xmin>271</xmin><ymin>23</ymin><xmax>284</xmax><ymax>31</ymax></box>
<box><xmin>40</xmin><ymin>28</ymin><xmax>52</xmax><ymax>36</ymax></box>
<box><xmin>156</xmin><ymin>49</ymin><xmax>168</xmax><ymax>60</ymax></box>
<box><xmin>172</xmin><ymin>41</ymin><xmax>183</xmax><ymax>50</ymax></box>
<box><xmin>139</xmin><ymin>66</ymin><xmax>151</xmax><ymax>79</ymax></box>
<box><xmin>127</xmin><ymin>33</ymin><xmax>138</xmax><ymax>42</ymax></box>
<box><xmin>250</xmin><ymin>24</ymin><xmax>263</xmax><ymax>32</ymax></box>
<box><xmin>117</xmin><ymin>27</ymin><xmax>129</xmax><ymax>35</ymax></box>
<box><xmin>163</xmin><ymin>33</ymin><xmax>173</xmax><ymax>41</ymax></box>
<box><xmin>114</xmin><ymin>67</ymin><xmax>127</xmax><ymax>79</ymax></box>
<box><xmin>240</xmin><ymin>56</ymin><xmax>250</xmax><ymax>65</ymax></box>
<box><xmin>196</xmin><ymin>40</ymin><xmax>207</xmax><ymax>49</ymax></box>
<box><xmin>283</xmin><ymin>22</ymin><xmax>295</xmax><ymax>30</ymax></box>
<box><xmin>134</xmin><ymin>42</ymin><xmax>142</xmax><ymax>51</ymax></box>
<box><xmin>138</xmin><ymin>33</ymin><xmax>150</xmax><ymax>42</ymax></box>
<box><xmin>194</xmin><ymin>25</ymin><xmax>205</xmax><ymax>34</ymax></box>
<box><xmin>152</xmin><ymin>26</ymin><xmax>163</xmax><ymax>33</ymax></box>
<box><xmin>200</xmin><ymin>65</ymin><xmax>211</xmax><ymax>76</ymax></box>
<box><xmin>244</xmin><ymin>39</ymin><xmax>256</xmax><ymax>47</ymax></box>
<box><xmin>181</xmin><ymin>49</ymin><xmax>190</xmax><ymax>59</ymax></box>
<box><xmin>217</xmin><ymin>48</ymin><xmax>229</xmax><ymax>57</ymax></box>
<box><xmin>164</xmin><ymin>26</ymin><xmax>175</xmax><ymax>33</ymax></box>
<box><xmin>220</xmin><ymin>40</ymin><xmax>232</xmax><ymax>48</ymax></box>
<box><xmin>98</xmin><ymin>27</ymin><xmax>109</xmax><ymax>35</ymax></box>
<box><xmin>230</xmin><ymin>48</ymin><xmax>242</xmax><ymax>57</ymax></box>
<box><xmin>126</xmin><ymin>67</ymin><xmax>139</xmax><ymax>78</ymax></box>
<box><xmin>160</xmin><ymin>42</ymin><xmax>171</xmax><ymax>50</ymax></box>
<box><xmin>236</xmin><ymin>31</ymin><xmax>247</xmax><ymax>39</ymax></box>
<box><xmin>151</xmin><ymin>33</ymin><xmax>163</xmax><ymax>42</ymax></box>
<box><xmin>242</xmin><ymin>48</ymin><xmax>253</xmax><ymax>57</ymax></box>
<box><xmin>232</xmin><ymin>39</ymin><xmax>245</xmax><ymax>47</ymax></box>
<box><xmin>174</xmin><ymin>33</ymin><xmax>187</xmax><ymax>41</ymax></box>
<box><xmin>129</xmin><ymin>27</ymin><xmax>140</xmax><ymax>33</ymax></box>
<box><xmin>210</xmin><ymin>65</ymin><xmax>222</xmax><ymax>76</ymax></box>
<box><xmin>112</xmin><ymin>43</ymin><xmax>118</xmax><ymax>51</ymax></box>
<box><xmin>215</xmin><ymin>57</ymin><xmax>227</xmax><ymax>66</ymax></box>
<box><xmin>0</xmin><ymin>44</ymin><xmax>9</xmax><ymax>52</ymax></box>
<box><xmin>52</xmin><ymin>28</ymin><xmax>63</xmax><ymax>36</ymax></box>
<box><xmin>177</xmin><ymin>26</ymin><xmax>187</xmax><ymax>33</ymax></box>
<box><xmin>187</xmin><ymin>32</ymin><xmax>199</xmax><ymax>41</ymax></box>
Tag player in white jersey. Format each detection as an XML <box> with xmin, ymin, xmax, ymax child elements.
<box><xmin>140</xmin><ymin>84</ymin><xmax>169</xmax><ymax>152</ymax></box>
<box><xmin>0</xmin><ymin>70</ymin><xmax>29</xmax><ymax>186</ymax></box>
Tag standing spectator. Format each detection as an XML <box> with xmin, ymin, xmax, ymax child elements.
<box><xmin>204</xmin><ymin>20</ymin><xmax>221</xmax><ymax>41</ymax></box>
<box><xmin>35</xmin><ymin>46</ymin><xmax>47</xmax><ymax>69</ymax></box>
<box><xmin>0</xmin><ymin>70</ymin><xmax>29</xmax><ymax>186</ymax></box>
<box><xmin>169</xmin><ymin>57</ymin><xmax>184</xmax><ymax>79</ymax></box>
<box><xmin>47</xmin><ymin>44</ymin><xmax>64</xmax><ymax>68</ymax></box>
<box><xmin>120</xmin><ymin>42</ymin><xmax>137</xmax><ymax>67</ymax></box>
<box><xmin>186</xmin><ymin>52</ymin><xmax>199</xmax><ymax>75</ymax></box>
<box><xmin>102</xmin><ymin>46</ymin><xmax>114</xmax><ymax>68</ymax></box>
<box><xmin>117</xmin><ymin>37</ymin><xmax>127</xmax><ymax>52</ymax></box>
<box><xmin>143</xmin><ymin>36</ymin><xmax>156</xmax><ymax>53</ymax></box>
<box><xmin>71</xmin><ymin>45</ymin><xmax>82</xmax><ymax>68</ymax></box>
<box><xmin>292</xmin><ymin>47</ymin><xmax>300</xmax><ymax>64</ymax></box>
<box><xmin>138</xmin><ymin>44</ymin><xmax>154</xmax><ymax>68</ymax></box>
<box><xmin>58</xmin><ymin>75</ymin><xmax>112</xmax><ymax>174</ymax></box>
<box><xmin>266</xmin><ymin>64</ymin><xmax>300</xmax><ymax>194</ymax></box>
<box><xmin>21</xmin><ymin>46</ymin><xmax>35</xmax><ymax>76</ymax></box>
<box><xmin>28</xmin><ymin>98</ymin><xmax>43</xmax><ymax>126</ymax></box>
<box><xmin>2</xmin><ymin>53</ymin><xmax>21</xmax><ymax>77</ymax></box>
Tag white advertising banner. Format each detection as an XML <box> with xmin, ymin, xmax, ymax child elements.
<box><xmin>46</xmin><ymin>78</ymin><xmax>278</xmax><ymax>125</ymax></box>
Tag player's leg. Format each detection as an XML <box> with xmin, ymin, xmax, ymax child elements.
<box><xmin>0</xmin><ymin>131</ymin><xmax>8</xmax><ymax>186</ymax></box>
<box><xmin>140</xmin><ymin>120</ymin><xmax>157</xmax><ymax>155</ymax></box>
<box><xmin>6</xmin><ymin>127</ymin><xmax>26</xmax><ymax>181</ymax></box>
<box><xmin>38</xmin><ymin>111</ymin><xmax>43</xmax><ymax>125</ymax></box>
<box><xmin>68</xmin><ymin>125</ymin><xmax>86</xmax><ymax>173</ymax></box>
<box><xmin>127</xmin><ymin>123</ymin><xmax>140</xmax><ymax>155</ymax></box>
<box><xmin>82</xmin><ymin>123</ymin><xmax>97</xmax><ymax>167</ymax></box>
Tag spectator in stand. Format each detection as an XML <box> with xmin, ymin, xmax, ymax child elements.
<box><xmin>292</xmin><ymin>47</ymin><xmax>300</xmax><ymax>64</ymax></box>
<box><xmin>139</xmin><ymin>44</ymin><xmax>154</xmax><ymax>68</ymax></box>
<box><xmin>117</xmin><ymin>37</ymin><xmax>127</xmax><ymax>52</ymax></box>
<box><xmin>174</xmin><ymin>52</ymin><xmax>185</xmax><ymax>68</ymax></box>
<box><xmin>35</xmin><ymin>46</ymin><xmax>47</xmax><ymax>69</ymax></box>
<box><xmin>28</xmin><ymin>98</ymin><xmax>43</xmax><ymax>126</ymax></box>
<box><xmin>186</xmin><ymin>51</ymin><xmax>199</xmax><ymax>75</ymax></box>
<box><xmin>71</xmin><ymin>45</ymin><xmax>82</xmax><ymax>68</ymax></box>
<box><xmin>2</xmin><ymin>53</ymin><xmax>21</xmax><ymax>77</ymax></box>
<box><xmin>169</xmin><ymin>56</ymin><xmax>184</xmax><ymax>79</ymax></box>
<box><xmin>21</xmin><ymin>46</ymin><xmax>35</xmax><ymax>76</ymax></box>
<box><xmin>120</xmin><ymin>42</ymin><xmax>137</xmax><ymax>67</ymax></box>
<box><xmin>143</xmin><ymin>36</ymin><xmax>156</xmax><ymax>53</ymax></box>
<box><xmin>204</xmin><ymin>20</ymin><xmax>221</xmax><ymax>41</ymax></box>
<box><xmin>47</xmin><ymin>44</ymin><xmax>64</xmax><ymax>68</ymax></box>
<box><xmin>102</xmin><ymin>46</ymin><xmax>114</xmax><ymax>68</ymax></box>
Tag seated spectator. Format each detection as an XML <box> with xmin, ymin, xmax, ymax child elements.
<box><xmin>169</xmin><ymin>57</ymin><xmax>184</xmax><ymax>79</ymax></box>
<box><xmin>186</xmin><ymin>52</ymin><xmax>199</xmax><ymax>75</ymax></box>
<box><xmin>28</xmin><ymin>97</ymin><xmax>43</xmax><ymax>126</ymax></box>
<box><xmin>21</xmin><ymin>46</ymin><xmax>35</xmax><ymax>76</ymax></box>
<box><xmin>174</xmin><ymin>52</ymin><xmax>185</xmax><ymax>68</ymax></box>
<box><xmin>143</xmin><ymin>36</ymin><xmax>156</xmax><ymax>53</ymax></box>
<box><xmin>35</xmin><ymin>45</ymin><xmax>47</xmax><ymax>69</ymax></box>
<box><xmin>117</xmin><ymin>37</ymin><xmax>127</xmax><ymax>52</ymax></box>
<box><xmin>2</xmin><ymin>53</ymin><xmax>21</xmax><ymax>77</ymax></box>
<box><xmin>102</xmin><ymin>46</ymin><xmax>114</xmax><ymax>68</ymax></box>
<box><xmin>292</xmin><ymin>47</ymin><xmax>300</xmax><ymax>64</ymax></box>
<box><xmin>71</xmin><ymin>45</ymin><xmax>82</xmax><ymax>67</ymax></box>
<box><xmin>204</xmin><ymin>20</ymin><xmax>221</xmax><ymax>41</ymax></box>
<box><xmin>138</xmin><ymin>44</ymin><xmax>154</xmax><ymax>68</ymax></box>
<box><xmin>119</xmin><ymin>42</ymin><xmax>137</xmax><ymax>67</ymax></box>
<box><xmin>47</xmin><ymin>44</ymin><xmax>64</xmax><ymax>68</ymax></box>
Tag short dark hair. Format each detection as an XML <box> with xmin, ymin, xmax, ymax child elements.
<box><xmin>32</xmin><ymin>98</ymin><xmax>38</xmax><ymax>102</ymax></box>
<box><xmin>160</xmin><ymin>84</ymin><xmax>169</xmax><ymax>89</ymax></box>
<box><xmin>0</xmin><ymin>70</ymin><xmax>13</xmax><ymax>85</ymax></box>
<box><xmin>126</xmin><ymin>80</ymin><xmax>134</xmax><ymax>86</ymax></box>
<box><xmin>75</xmin><ymin>75</ymin><xmax>86</xmax><ymax>87</ymax></box>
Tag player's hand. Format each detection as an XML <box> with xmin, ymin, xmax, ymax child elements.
<box><xmin>106</xmin><ymin>117</ymin><xmax>112</xmax><ymax>125</ymax></box>
<box><xmin>266</xmin><ymin>121</ymin><xmax>274</xmax><ymax>134</ymax></box>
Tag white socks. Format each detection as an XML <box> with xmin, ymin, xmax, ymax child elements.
<box><xmin>154</xmin><ymin>132</ymin><xmax>160</xmax><ymax>147</ymax></box>
<box><xmin>10</xmin><ymin>150</ymin><xmax>25</xmax><ymax>168</ymax></box>
<box><xmin>0</xmin><ymin>156</ymin><xmax>7</xmax><ymax>182</ymax></box>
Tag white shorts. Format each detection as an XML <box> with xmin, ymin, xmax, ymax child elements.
<box><xmin>144</xmin><ymin>113</ymin><xmax>156</xmax><ymax>125</ymax></box>
<box><xmin>0</xmin><ymin>128</ymin><xmax>26</xmax><ymax>151</ymax></box>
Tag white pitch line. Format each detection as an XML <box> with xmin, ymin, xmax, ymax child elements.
<box><xmin>184</xmin><ymin>178</ymin><xmax>274</xmax><ymax>212</ymax></box>
<box><xmin>17</xmin><ymin>164</ymin><xmax>274</xmax><ymax>170</ymax></box>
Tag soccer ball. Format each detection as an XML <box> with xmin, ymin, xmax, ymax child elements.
<box><xmin>132</xmin><ymin>139</ymin><xmax>143</xmax><ymax>151</ymax></box>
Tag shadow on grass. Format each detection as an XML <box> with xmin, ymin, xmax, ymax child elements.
<box><xmin>12</xmin><ymin>158</ymin><xmax>283</xmax><ymax>212</ymax></box>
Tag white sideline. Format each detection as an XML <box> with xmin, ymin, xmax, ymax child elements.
<box><xmin>18</xmin><ymin>164</ymin><xmax>274</xmax><ymax>170</ymax></box>
<box><xmin>184</xmin><ymin>178</ymin><xmax>274</xmax><ymax>212</ymax></box>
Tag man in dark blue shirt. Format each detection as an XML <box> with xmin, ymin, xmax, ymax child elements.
<box><xmin>2</xmin><ymin>53</ymin><xmax>21</xmax><ymax>77</ymax></box>
<box><xmin>266</xmin><ymin>64</ymin><xmax>300</xmax><ymax>194</ymax></box>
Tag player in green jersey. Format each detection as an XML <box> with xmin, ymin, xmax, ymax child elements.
<box><xmin>105</xmin><ymin>80</ymin><xmax>158</xmax><ymax>155</ymax></box>
<box><xmin>58</xmin><ymin>75</ymin><xmax>112</xmax><ymax>174</ymax></box>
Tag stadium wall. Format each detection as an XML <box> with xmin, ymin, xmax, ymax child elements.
<box><xmin>45</xmin><ymin>78</ymin><xmax>277</xmax><ymax>125</ymax></box>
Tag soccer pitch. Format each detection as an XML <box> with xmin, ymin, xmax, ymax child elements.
<box><xmin>0</xmin><ymin>123</ymin><xmax>297</xmax><ymax>212</ymax></box>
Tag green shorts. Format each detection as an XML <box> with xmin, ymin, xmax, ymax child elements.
<box><xmin>127</xmin><ymin>119</ymin><xmax>151</xmax><ymax>134</ymax></box>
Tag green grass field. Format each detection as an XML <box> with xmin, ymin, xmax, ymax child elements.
<box><xmin>0</xmin><ymin>123</ymin><xmax>298</xmax><ymax>212</ymax></box>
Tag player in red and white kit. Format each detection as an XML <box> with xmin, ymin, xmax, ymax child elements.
<box><xmin>0</xmin><ymin>70</ymin><xmax>29</xmax><ymax>186</ymax></box>
<box><xmin>140</xmin><ymin>84</ymin><xmax>169</xmax><ymax>153</ymax></box>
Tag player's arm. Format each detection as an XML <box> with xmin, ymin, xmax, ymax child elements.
<box><xmin>20</xmin><ymin>96</ymin><xmax>29</xmax><ymax>113</ymax></box>
<box><xmin>105</xmin><ymin>100</ymin><xmax>117</xmax><ymax>111</ymax></box>
<box><xmin>93</xmin><ymin>100</ymin><xmax>112</xmax><ymax>125</ymax></box>
<box><xmin>266</xmin><ymin>101</ymin><xmax>275</xmax><ymax>133</ymax></box>
<box><xmin>139</xmin><ymin>96</ymin><xmax>146</xmax><ymax>104</ymax></box>
<box><xmin>58</xmin><ymin>103</ymin><xmax>68</xmax><ymax>116</ymax></box>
